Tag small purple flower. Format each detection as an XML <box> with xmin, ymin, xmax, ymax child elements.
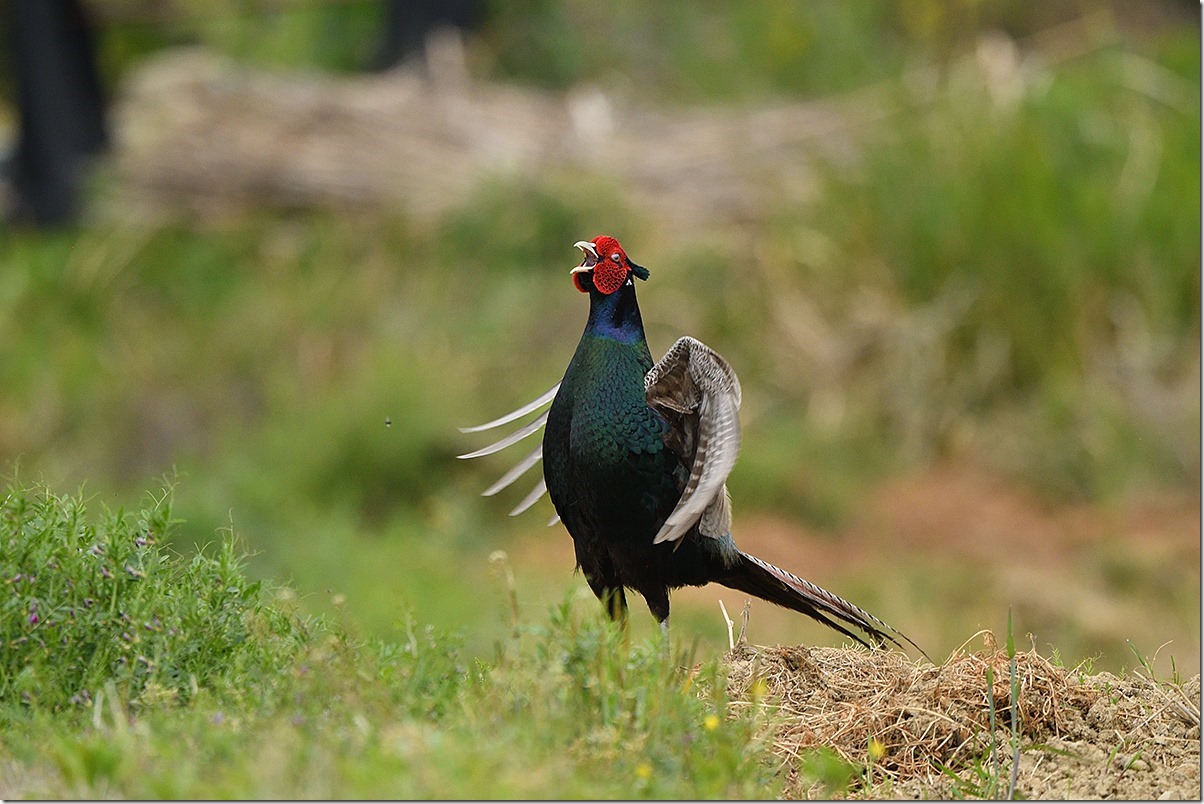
<box><xmin>27</xmin><ymin>611</ymin><xmax>39</xmax><ymax>626</ymax></box>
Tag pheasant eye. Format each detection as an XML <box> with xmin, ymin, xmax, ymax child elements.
<box><xmin>611</xmin><ymin>253</ymin><xmax>621</xmax><ymax>262</ymax></box>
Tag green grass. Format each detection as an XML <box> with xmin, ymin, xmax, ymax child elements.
<box><xmin>0</xmin><ymin>478</ymin><xmax>780</xmax><ymax>798</ymax></box>
<box><xmin>0</xmin><ymin>479</ymin><xmax>307</xmax><ymax>713</ymax></box>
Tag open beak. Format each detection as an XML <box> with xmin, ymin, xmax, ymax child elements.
<box><xmin>571</xmin><ymin>240</ymin><xmax>599</xmax><ymax>275</ymax></box>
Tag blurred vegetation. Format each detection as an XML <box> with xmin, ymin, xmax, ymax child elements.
<box><xmin>775</xmin><ymin>29</ymin><xmax>1200</xmax><ymax>503</ymax></box>
<box><xmin>0</xmin><ymin>0</ymin><xmax>1198</xmax><ymax>687</ymax></box>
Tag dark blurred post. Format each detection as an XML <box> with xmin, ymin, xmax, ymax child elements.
<box><xmin>371</xmin><ymin>0</ymin><xmax>482</xmax><ymax>71</ymax></box>
<box><xmin>5</xmin><ymin>0</ymin><xmax>109</xmax><ymax>226</ymax></box>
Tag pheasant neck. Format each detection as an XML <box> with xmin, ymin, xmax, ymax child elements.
<box><xmin>585</xmin><ymin>281</ymin><xmax>646</xmax><ymax>344</ymax></box>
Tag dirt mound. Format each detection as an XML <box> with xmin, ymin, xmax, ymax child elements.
<box><xmin>725</xmin><ymin>634</ymin><xmax>1201</xmax><ymax>799</ymax></box>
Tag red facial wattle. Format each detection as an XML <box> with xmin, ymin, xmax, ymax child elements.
<box><xmin>573</xmin><ymin>236</ymin><xmax>630</xmax><ymax>295</ymax></box>
<box><xmin>590</xmin><ymin>259</ymin><xmax>627</xmax><ymax>294</ymax></box>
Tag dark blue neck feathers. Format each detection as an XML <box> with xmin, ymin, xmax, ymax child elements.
<box><xmin>585</xmin><ymin>279</ymin><xmax>645</xmax><ymax>343</ymax></box>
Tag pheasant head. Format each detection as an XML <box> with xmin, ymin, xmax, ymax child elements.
<box><xmin>571</xmin><ymin>236</ymin><xmax>650</xmax><ymax>295</ymax></box>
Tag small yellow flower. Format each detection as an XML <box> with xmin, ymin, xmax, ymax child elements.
<box><xmin>634</xmin><ymin>762</ymin><xmax>653</xmax><ymax>780</ymax></box>
<box><xmin>704</xmin><ymin>714</ymin><xmax>721</xmax><ymax>731</ymax></box>
<box><xmin>748</xmin><ymin>677</ymin><xmax>769</xmax><ymax>702</ymax></box>
<box><xmin>868</xmin><ymin>738</ymin><xmax>886</xmax><ymax>762</ymax></box>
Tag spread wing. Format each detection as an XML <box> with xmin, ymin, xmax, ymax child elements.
<box><xmin>457</xmin><ymin>384</ymin><xmax>561</xmax><ymax>525</ymax></box>
<box><xmin>645</xmin><ymin>336</ymin><xmax>742</xmax><ymax>545</ymax></box>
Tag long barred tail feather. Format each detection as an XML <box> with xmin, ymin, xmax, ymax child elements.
<box><xmin>722</xmin><ymin>552</ymin><xmax>930</xmax><ymax>661</ymax></box>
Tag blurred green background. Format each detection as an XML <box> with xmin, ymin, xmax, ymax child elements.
<box><xmin>1</xmin><ymin>0</ymin><xmax>1198</xmax><ymax>675</ymax></box>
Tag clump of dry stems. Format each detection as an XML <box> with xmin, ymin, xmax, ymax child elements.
<box><xmin>723</xmin><ymin>629</ymin><xmax>1200</xmax><ymax>798</ymax></box>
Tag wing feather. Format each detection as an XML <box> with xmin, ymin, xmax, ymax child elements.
<box><xmin>646</xmin><ymin>337</ymin><xmax>742</xmax><ymax>545</ymax></box>
<box><xmin>457</xmin><ymin>384</ymin><xmax>560</xmax><ymax>433</ymax></box>
<box><xmin>509</xmin><ymin>477</ymin><xmax>548</xmax><ymax>517</ymax></box>
<box><xmin>455</xmin><ymin>411</ymin><xmax>548</xmax><ymax>459</ymax></box>
<box><xmin>458</xmin><ymin>386</ymin><xmax>558</xmax><ymax>516</ymax></box>
<box><xmin>481</xmin><ymin>443</ymin><xmax>543</xmax><ymax>497</ymax></box>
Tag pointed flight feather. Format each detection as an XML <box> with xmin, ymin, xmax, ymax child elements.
<box><xmin>509</xmin><ymin>477</ymin><xmax>548</xmax><ymax>517</ymax></box>
<box><xmin>456</xmin><ymin>411</ymin><xmax>548</xmax><ymax>459</ymax></box>
<box><xmin>457</xmin><ymin>385</ymin><xmax>560</xmax><ymax>433</ymax></box>
<box><xmin>481</xmin><ymin>443</ymin><xmax>543</xmax><ymax>497</ymax></box>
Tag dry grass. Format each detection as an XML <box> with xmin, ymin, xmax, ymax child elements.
<box><xmin>724</xmin><ymin>631</ymin><xmax>1201</xmax><ymax>799</ymax></box>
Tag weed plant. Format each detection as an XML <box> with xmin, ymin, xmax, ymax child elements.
<box><xmin>0</xmin><ymin>479</ymin><xmax>307</xmax><ymax>713</ymax></box>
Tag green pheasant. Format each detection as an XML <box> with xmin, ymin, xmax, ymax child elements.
<box><xmin>461</xmin><ymin>236</ymin><xmax>922</xmax><ymax>653</ymax></box>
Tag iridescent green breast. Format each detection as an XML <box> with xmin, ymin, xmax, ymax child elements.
<box><xmin>545</xmin><ymin>333</ymin><xmax>680</xmax><ymax>534</ymax></box>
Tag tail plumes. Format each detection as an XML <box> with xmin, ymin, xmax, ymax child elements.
<box><xmin>722</xmin><ymin>552</ymin><xmax>928</xmax><ymax>659</ymax></box>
